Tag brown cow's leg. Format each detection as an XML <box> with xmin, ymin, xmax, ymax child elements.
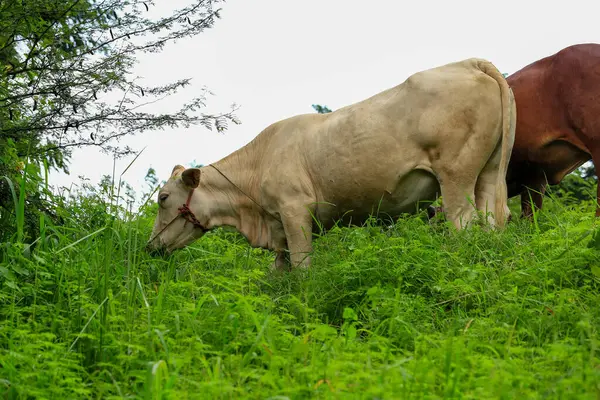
<box><xmin>507</xmin><ymin>179</ymin><xmax>521</xmax><ymax>199</ymax></box>
<box><xmin>518</xmin><ymin>166</ymin><xmax>547</xmax><ymax>219</ymax></box>
<box><xmin>596</xmin><ymin>180</ymin><xmax>600</xmax><ymax>217</ymax></box>
<box><xmin>520</xmin><ymin>180</ymin><xmax>546</xmax><ymax>219</ymax></box>
<box><xmin>591</xmin><ymin>147</ymin><xmax>600</xmax><ymax>217</ymax></box>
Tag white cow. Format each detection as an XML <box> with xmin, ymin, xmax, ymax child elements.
<box><xmin>146</xmin><ymin>58</ymin><xmax>516</xmax><ymax>269</ymax></box>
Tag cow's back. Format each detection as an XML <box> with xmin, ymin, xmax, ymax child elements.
<box><xmin>260</xmin><ymin>58</ymin><xmax>507</xmax><ymax>225</ymax></box>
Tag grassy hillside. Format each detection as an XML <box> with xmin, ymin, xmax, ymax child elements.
<box><xmin>1</xmin><ymin>192</ymin><xmax>599</xmax><ymax>399</ymax></box>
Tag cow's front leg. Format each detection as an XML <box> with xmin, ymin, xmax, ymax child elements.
<box><xmin>280</xmin><ymin>206</ymin><xmax>313</xmax><ymax>268</ymax></box>
<box><xmin>521</xmin><ymin>182</ymin><xmax>546</xmax><ymax>219</ymax></box>
<box><xmin>589</xmin><ymin>145</ymin><xmax>600</xmax><ymax>217</ymax></box>
<box><xmin>520</xmin><ymin>170</ymin><xmax>547</xmax><ymax>219</ymax></box>
<box><xmin>596</xmin><ymin>180</ymin><xmax>600</xmax><ymax>218</ymax></box>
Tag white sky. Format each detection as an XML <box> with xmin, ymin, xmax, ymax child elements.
<box><xmin>50</xmin><ymin>0</ymin><xmax>600</xmax><ymax>204</ymax></box>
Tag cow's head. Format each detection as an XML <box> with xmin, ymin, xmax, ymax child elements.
<box><xmin>146</xmin><ymin>164</ymin><xmax>208</xmax><ymax>254</ymax></box>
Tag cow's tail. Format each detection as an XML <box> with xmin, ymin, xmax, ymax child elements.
<box><xmin>476</xmin><ymin>59</ymin><xmax>516</xmax><ymax>227</ymax></box>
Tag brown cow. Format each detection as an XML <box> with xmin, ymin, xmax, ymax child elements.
<box><xmin>505</xmin><ymin>43</ymin><xmax>600</xmax><ymax>217</ymax></box>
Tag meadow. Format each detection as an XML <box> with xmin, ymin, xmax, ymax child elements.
<box><xmin>1</xmin><ymin>176</ymin><xmax>599</xmax><ymax>399</ymax></box>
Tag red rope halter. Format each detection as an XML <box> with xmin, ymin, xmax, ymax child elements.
<box><xmin>147</xmin><ymin>189</ymin><xmax>206</xmax><ymax>247</ymax></box>
<box><xmin>177</xmin><ymin>189</ymin><xmax>206</xmax><ymax>229</ymax></box>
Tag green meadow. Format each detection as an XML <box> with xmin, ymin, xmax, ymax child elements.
<box><xmin>1</xmin><ymin>172</ymin><xmax>599</xmax><ymax>399</ymax></box>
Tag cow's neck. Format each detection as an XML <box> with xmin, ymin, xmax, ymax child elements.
<box><xmin>198</xmin><ymin>159</ymin><xmax>276</xmax><ymax>249</ymax></box>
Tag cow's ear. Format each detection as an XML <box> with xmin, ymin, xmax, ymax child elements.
<box><xmin>171</xmin><ymin>164</ymin><xmax>185</xmax><ymax>177</ymax></box>
<box><xmin>181</xmin><ymin>168</ymin><xmax>201</xmax><ymax>188</ymax></box>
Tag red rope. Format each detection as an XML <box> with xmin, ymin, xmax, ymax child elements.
<box><xmin>178</xmin><ymin>189</ymin><xmax>206</xmax><ymax>230</ymax></box>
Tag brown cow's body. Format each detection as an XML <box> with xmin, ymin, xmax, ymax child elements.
<box><xmin>506</xmin><ymin>43</ymin><xmax>600</xmax><ymax>217</ymax></box>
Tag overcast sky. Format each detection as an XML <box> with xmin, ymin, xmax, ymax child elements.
<box><xmin>50</xmin><ymin>0</ymin><xmax>600</xmax><ymax>204</ymax></box>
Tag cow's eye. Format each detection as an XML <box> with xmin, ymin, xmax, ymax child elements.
<box><xmin>159</xmin><ymin>193</ymin><xmax>169</xmax><ymax>202</ymax></box>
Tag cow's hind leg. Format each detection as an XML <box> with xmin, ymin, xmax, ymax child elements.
<box><xmin>474</xmin><ymin>139</ymin><xmax>510</xmax><ymax>226</ymax></box>
<box><xmin>435</xmin><ymin>133</ymin><xmax>499</xmax><ymax>229</ymax></box>
<box><xmin>436</xmin><ymin>174</ymin><xmax>478</xmax><ymax>229</ymax></box>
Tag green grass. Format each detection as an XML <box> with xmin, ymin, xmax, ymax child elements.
<box><xmin>1</xmin><ymin>194</ymin><xmax>600</xmax><ymax>399</ymax></box>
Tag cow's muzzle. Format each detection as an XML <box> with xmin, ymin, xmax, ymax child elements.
<box><xmin>145</xmin><ymin>241</ymin><xmax>169</xmax><ymax>257</ymax></box>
